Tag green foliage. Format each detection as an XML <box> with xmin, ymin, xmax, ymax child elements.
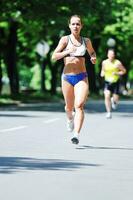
<box><xmin>29</xmin><ymin>64</ymin><xmax>41</xmax><ymax>90</ymax></box>
<box><xmin>45</xmin><ymin>67</ymin><xmax>52</xmax><ymax>90</ymax></box>
<box><xmin>128</xmin><ymin>69</ymin><xmax>133</xmax><ymax>81</ymax></box>
<box><xmin>1</xmin><ymin>0</ymin><xmax>133</xmax><ymax>96</ymax></box>
<box><xmin>19</xmin><ymin>65</ymin><xmax>33</xmax><ymax>88</ymax></box>
<box><xmin>128</xmin><ymin>61</ymin><xmax>133</xmax><ymax>81</ymax></box>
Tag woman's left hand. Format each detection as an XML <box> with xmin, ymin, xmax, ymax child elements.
<box><xmin>90</xmin><ymin>57</ymin><xmax>96</xmax><ymax>64</ymax></box>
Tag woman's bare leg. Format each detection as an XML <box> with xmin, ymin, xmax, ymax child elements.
<box><xmin>104</xmin><ymin>90</ymin><xmax>112</xmax><ymax>118</ymax></box>
<box><xmin>74</xmin><ymin>80</ymin><xmax>89</xmax><ymax>134</ymax></box>
<box><xmin>62</xmin><ymin>80</ymin><xmax>74</xmax><ymax>120</ymax></box>
<box><xmin>113</xmin><ymin>93</ymin><xmax>119</xmax><ymax>104</ymax></box>
<box><xmin>104</xmin><ymin>90</ymin><xmax>112</xmax><ymax>113</ymax></box>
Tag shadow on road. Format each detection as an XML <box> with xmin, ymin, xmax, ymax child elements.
<box><xmin>76</xmin><ymin>145</ymin><xmax>133</xmax><ymax>150</ymax></box>
<box><xmin>0</xmin><ymin>113</ymin><xmax>49</xmax><ymax>118</ymax></box>
<box><xmin>0</xmin><ymin>156</ymin><xmax>101</xmax><ymax>174</ymax></box>
<box><xmin>0</xmin><ymin>103</ymin><xmax>65</xmax><ymax>112</ymax></box>
<box><xmin>0</xmin><ymin>114</ymin><xmax>41</xmax><ymax>118</ymax></box>
<box><xmin>85</xmin><ymin>101</ymin><xmax>133</xmax><ymax>114</ymax></box>
<box><xmin>0</xmin><ymin>100</ymin><xmax>133</xmax><ymax>114</ymax></box>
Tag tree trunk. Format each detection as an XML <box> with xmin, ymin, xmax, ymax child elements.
<box><xmin>50</xmin><ymin>62</ymin><xmax>59</xmax><ymax>95</ymax></box>
<box><xmin>86</xmin><ymin>37</ymin><xmax>101</xmax><ymax>93</ymax></box>
<box><xmin>46</xmin><ymin>51</ymin><xmax>57</xmax><ymax>94</ymax></box>
<box><xmin>6</xmin><ymin>19</ymin><xmax>19</xmax><ymax>95</ymax></box>
<box><xmin>85</xmin><ymin>53</ymin><xmax>97</xmax><ymax>93</ymax></box>
<box><xmin>0</xmin><ymin>27</ymin><xmax>6</xmax><ymax>94</ymax></box>
<box><xmin>0</xmin><ymin>59</ymin><xmax>2</xmax><ymax>94</ymax></box>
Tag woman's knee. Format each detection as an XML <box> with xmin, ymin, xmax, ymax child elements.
<box><xmin>65</xmin><ymin>105</ymin><xmax>73</xmax><ymax>112</ymax></box>
<box><xmin>105</xmin><ymin>94</ymin><xmax>111</xmax><ymax>102</ymax></box>
<box><xmin>74</xmin><ymin>102</ymin><xmax>84</xmax><ymax>111</ymax></box>
<box><xmin>104</xmin><ymin>92</ymin><xmax>111</xmax><ymax>100</ymax></box>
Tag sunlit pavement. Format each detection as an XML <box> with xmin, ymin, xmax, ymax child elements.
<box><xmin>0</xmin><ymin>100</ymin><xmax>133</xmax><ymax>200</ymax></box>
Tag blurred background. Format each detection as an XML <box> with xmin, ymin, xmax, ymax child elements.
<box><xmin>0</xmin><ymin>0</ymin><xmax>133</xmax><ymax>104</ymax></box>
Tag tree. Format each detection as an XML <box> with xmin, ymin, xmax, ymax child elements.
<box><xmin>0</xmin><ymin>0</ymin><xmax>133</xmax><ymax>96</ymax></box>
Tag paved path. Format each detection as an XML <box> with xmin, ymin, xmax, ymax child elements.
<box><xmin>0</xmin><ymin>100</ymin><xmax>133</xmax><ymax>200</ymax></box>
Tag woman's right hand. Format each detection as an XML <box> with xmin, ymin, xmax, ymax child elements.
<box><xmin>67</xmin><ymin>46</ymin><xmax>77</xmax><ymax>54</ymax></box>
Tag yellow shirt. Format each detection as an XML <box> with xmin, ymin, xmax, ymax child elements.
<box><xmin>104</xmin><ymin>59</ymin><xmax>120</xmax><ymax>83</ymax></box>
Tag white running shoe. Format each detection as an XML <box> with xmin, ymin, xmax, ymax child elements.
<box><xmin>66</xmin><ymin>112</ymin><xmax>75</xmax><ymax>132</ymax></box>
<box><xmin>106</xmin><ymin>112</ymin><xmax>112</xmax><ymax>119</ymax></box>
<box><xmin>111</xmin><ymin>97</ymin><xmax>117</xmax><ymax>110</ymax></box>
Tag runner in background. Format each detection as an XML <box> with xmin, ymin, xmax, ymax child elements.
<box><xmin>100</xmin><ymin>49</ymin><xmax>126</xmax><ymax>119</ymax></box>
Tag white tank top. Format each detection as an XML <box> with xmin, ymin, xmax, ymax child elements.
<box><xmin>64</xmin><ymin>35</ymin><xmax>86</xmax><ymax>57</ymax></box>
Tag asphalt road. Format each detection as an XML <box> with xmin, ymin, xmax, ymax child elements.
<box><xmin>0</xmin><ymin>100</ymin><xmax>133</xmax><ymax>200</ymax></box>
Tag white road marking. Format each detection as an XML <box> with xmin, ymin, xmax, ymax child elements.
<box><xmin>0</xmin><ymin>118</ymin><xmax>61</xmax><ymax>133</ymax></box>
<box><xmin>43</xmin><ymin>118</ymin><xmax>60</xmax><ymax>124</ymax></box>
<box><xmin>0</xmin><ymin>125</ymin><xmax>28</xmax><ymax>133</ymax></box>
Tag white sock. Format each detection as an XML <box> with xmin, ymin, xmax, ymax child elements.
<box><xmin>73</xmin><ymin>132</ymin><xmax>79</xmax><ymax>139</ymax></box>
<box><xmin>67</xmin><ymin>114</ymin><xmax>74</xmax><ymax>121</ymax></box>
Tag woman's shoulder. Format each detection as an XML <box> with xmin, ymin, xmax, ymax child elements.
<box><xmin>83</xmin><ymin>37</ymin><xmax>91</xmax><ymax>42</ymax></box>
<box><xmin>60</xmin><ymin>35</ymin><xmax>70</xmax><ymax>40</ymax></box>
<box><xmin>115</xmin><ymin>59</ymin><xmax>121</xmax><ymax>63</ymax></box>
<box><xmin>102</xmin><ymin>59</ymin><xmax>109</xmax><ymax>64</ymax></box>
<box><xmin>60</xmin><ymin>35</ymin><xmax>69</xmax><ymax>44</ymax></box>
<box><xmin>82</xmin><ymin>37</ymin><xmax>92</xmax><ymax>46</ymax></box>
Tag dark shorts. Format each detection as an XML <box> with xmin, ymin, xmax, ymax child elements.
<box><xmin>104</xmin><ymin>81</ymin><xmax>120</xmax><ymax>94</ymax></box>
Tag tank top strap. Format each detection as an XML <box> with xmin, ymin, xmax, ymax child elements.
<box><xmin>82</xmin><ymin>37</ymin><xmax>87</xmax><ymax>47</ymax></box>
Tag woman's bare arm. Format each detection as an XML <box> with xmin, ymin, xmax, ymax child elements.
<box><xmin>117</xmin><ymin>61</ymin><xmax>126</xmax><ymax>75</ymax></box>
<box><xmin>86</xmin><ymin>38</ymin><xmax>96</xmax><ymax>64</ymax></box>
<box><xmin>100</xmin><ymin>61</ymin><xmax>105</xmax><ymax>77</ymax></box>
<box><xmin>52</xmin><ymin>36</ymin><xmax>75</xmax><ymax>61</ymax></box>
<box><xmin>113</xmin><ymin>61</ymin><xmax>126</xmax><ymax>76</ymax></box>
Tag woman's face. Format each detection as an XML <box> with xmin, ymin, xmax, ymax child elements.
<box><xmin>69</xmin><ymin>17</ymin><xmax>82</xmax><ymax>35</ymax></box>
<box><xmin>107</xmin><ymin>50</ymin><xmax>115</xmax><ymax>60</ymax></box>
